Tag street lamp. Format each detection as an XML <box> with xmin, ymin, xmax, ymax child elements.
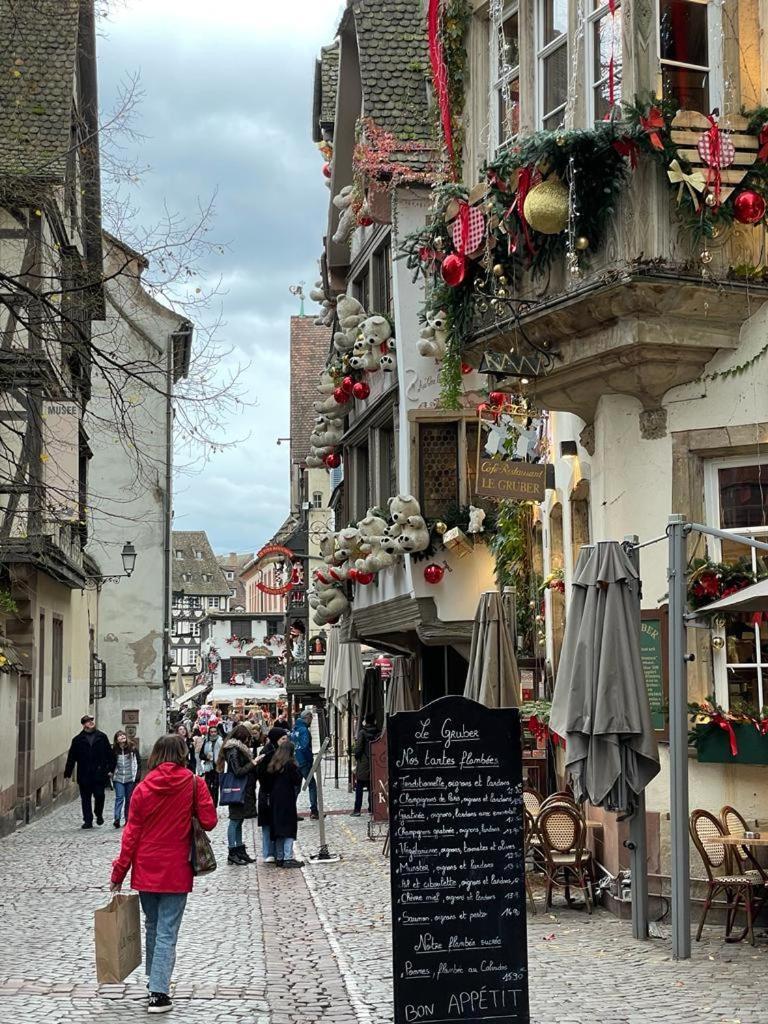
<box><xmin>84</xmin><ymin>540</ymin><xmax>138</xmax><ymax>589</ymax></box>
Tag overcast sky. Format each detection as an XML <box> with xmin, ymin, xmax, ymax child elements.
<box><xmin>97</xmin><ymin>0</ymin><xmax>343</xmax><ymax>555</ymax></box>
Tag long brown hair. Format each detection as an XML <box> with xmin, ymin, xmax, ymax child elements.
<box><xmin>267</xmin><ymin>740</ymin><xmax>296</xmax><ymax>774</ymax></box>
<box><xmin>112</xmin><ymin>730</ymin><xmax>137</xmax><ymax>755</ymax></box>
<box><xmin>147</xmin><ymin>734</ymin><xmax>189</xmax><ymax>771</ymax></box>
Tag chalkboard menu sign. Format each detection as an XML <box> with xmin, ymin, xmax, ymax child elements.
<box><xmin>388</xmin><ymin>696</ymin><xmax>529</xmax><ymax>1024</ymax></box>
<box><xmin>640</xmin><ymin>609</ymin><xmax>669</xmax><ymax>739</ymax></box>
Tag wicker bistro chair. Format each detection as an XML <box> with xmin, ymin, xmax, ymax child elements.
<box><xmin>523</xmin><ymin>786</ymin><xmax>544</xmax><ymax>817</ymax></box>
<box><xmin>539</xmin><ymin>791</ymin><xmax>581</xmax><ymax>815</ymax></box>
<box><xmin>538</xmin><ymin>804</ymin><xmax>594</xmax><ymax>914</ymax></box>
<box><xmin>523</xmin><ymin>808</ymin><xmax>538</xmax><ymax>916</ymax></box>
<box><xmin>720</xmin><ymin>805</ymin><xmax>768</xmax><ymax>885</ymax></box>
<box><xmin>689</xmin><ymin>809</ymin><xmax>765</xmax><ymax>946</ymax></box>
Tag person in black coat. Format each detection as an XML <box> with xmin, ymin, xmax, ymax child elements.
<box><xmin>217</xmin><ymin>725</ymin><xmax>259</xmax><ymax>866</ymax></box>
<box><xmin>258</xmin><ymin>740</ymin><xmax>304</xmax><ymax>869</ymax></box>
<box><xmin>256</xmin><ymin>727</ymin><xmax>287</xmax><ymax>863</ymax></box>
<box><xmin>64</xmin><ymin>715</ymin><xmax>116</xmax><ymax>829</ymax></box>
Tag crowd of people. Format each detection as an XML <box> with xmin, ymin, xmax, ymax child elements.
<box><xmin>61</xmin><ymin>705</ymin><xmax>379</xmax><ymax>1014</ymax></box>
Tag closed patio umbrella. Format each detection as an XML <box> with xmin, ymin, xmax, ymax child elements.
<box><xmin>549</xmin><ymin>541</ymin><xmax>660</xmax><ymax>815</ymax></box>
<box><xmin>334</xmin><ymin>638</ymin><xmax>364</xmax><ymax>714</ymax></box>
<box><xmin>321</xmin><ymin>626</ymin><xmax>340</xmax><ymax>706</ymax></box>
<box><xmin>386</xmin><ymin>657</ymin><xmax>417</xmax><ymax>713</ymax></box>
<box><xmin>463</xmin><ymin>590</ymin><xmax>521</xmax><ymax>708</ymax></box>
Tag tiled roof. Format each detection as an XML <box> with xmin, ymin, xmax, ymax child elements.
<box><xmin>319</xmin><ymin>41</ymin><xmax>339</xmax><ymax>128</ymax></box>
<box><xmin>0</xmin><ymin>0</ymin><xmax>80</xmax><ymax>181</ymax></box>
<box><xmin>290</xmin><ymin>316</ymin><xmax>332</xmax><ymax>465</ymax></box>
<box><xmin>216</xmin><ymin>551</ymin><xmax>252</xmax><ymax>610</ymax></box>
<box><xmin>172</xmin><ymin>531</ymin><xmax>230</xmax><ymax>596</ymax></box>
<box><xmin>352</xmin><ymin>0</ymin><xmax>434</xmax><ymax>169</ymax></box>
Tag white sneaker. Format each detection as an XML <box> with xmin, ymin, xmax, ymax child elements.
<box><xmin>263</xmin><ymin>856</ymin><xmax>275</xmax><ymax>863</ymax></box>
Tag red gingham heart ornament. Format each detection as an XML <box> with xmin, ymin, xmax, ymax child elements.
<box><xmin>697</xmin><ymin>132</ymin><xmax>735</xmax><ymax>169</ymax></box>
<box><xmin>451</xmin><ymin>204</ymin><xmax>485</xmax><ymax>256</ymax></box>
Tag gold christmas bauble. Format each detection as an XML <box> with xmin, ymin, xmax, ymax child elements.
<box><xmin>523</xmin><ymin>178</ymin><xmax>569</xmax><ymax>235</ymax></box>
<box><xmin>575</xmin><ymin>236</ymin><xmax>590</xmax><ymax>251</ymax></box>
<box><xmin>493</xmin><ymin>263</ymin><xmax>505</xmax><ymax>277</ymax></box>
<box><xmin>435</xmin><ymin>521</ymin><xmax>447</xmax><ymax>535</ymax></box>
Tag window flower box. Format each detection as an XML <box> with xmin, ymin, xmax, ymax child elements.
<box><xmin>694</xmin><ymin>723</ymin><xmax>768</xmax><ymax>765</ymax></box>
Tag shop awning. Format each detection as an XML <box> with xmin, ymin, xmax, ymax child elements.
<box><xmin>209</xmin><ymin>685</ymin><xmax>286</xmax><ymax>703</ymax></box>
<box><xmin>692</xmin><ymin>576</ymin><xmax>768</xmax><ymax>615</ymax></box>
<box><xmin>172</xmin><ymin>683</ymin><xmax>209</xmax><ymax>709</ymax></box>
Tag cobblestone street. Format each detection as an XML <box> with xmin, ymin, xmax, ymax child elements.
<box><xmin>0</xmin><ymin>775</ymin><xmax>767</xmax><ymax>1024</ymax></box>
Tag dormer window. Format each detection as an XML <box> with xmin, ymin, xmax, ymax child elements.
<box><xmin>175</xmin><ymin>550</ymin><xmax>183</xmax><ymax>559</ymax></box>
<box><xmin>491</xmin><ymin>4</ymin><xmax>520</xmax><ymax>149</ymax></box>
<box><xmin>194</xmin><ymin>550</ymin><xmax>203</xmax><ymax>560</ymax></box>
<box><xmin>537</xmin><ymin>0</ymin><xmax>568</xmax><ymax>129</ymax></box>
<box><xmin>659</xmin><ymin>0</ymin><xmax>716</xmax><ymax>114</ymax></box>
<box><xmin>588</xmin><ymin>0</ymin><xmax>622</xmax><ymax>122</ymax></box>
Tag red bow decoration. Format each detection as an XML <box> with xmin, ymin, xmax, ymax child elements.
<box><xmin>640</xmin><ymin>107</ymin><xmax>665</xmax><ymax>151</ymax></box>
<box><xmin>613</xmin><ymin>137</ymin><xmax>639</xmax><ymax>169</ymax></box>
<box><xmin>712</xmin><ymin>712</ymin><xmax>739</xmax><ymax>757</ymax></box>
<box><xmin>703</xmin><ymin>114</ymin><xmax>724</xmax><ymax>208</ymax></box>
<box><xmin>758</xmin><ymin>124</ymin><xmax>768</xmax><ymax>163</ymax></box>
<box><xmin>506</xmin><ymin>165</ymin><xmax>537</xmax><ymax>256</ymax></box>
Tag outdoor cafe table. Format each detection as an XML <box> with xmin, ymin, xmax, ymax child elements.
<box><xmin>719</xmin><ymin>834</ymin><xmax>768</xmax><ymax>847</ymax></box>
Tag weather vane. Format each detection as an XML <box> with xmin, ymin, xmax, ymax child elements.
<box><xmin>289</xmin><ymin>282</ymin><xmax>306</xmax><ymax>316</ymax></box>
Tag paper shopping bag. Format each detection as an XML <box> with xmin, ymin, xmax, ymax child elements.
<box><xmin>94</xmin><ymin>893</ymin><xmax>142</xmax><ymax>983</ymax></box>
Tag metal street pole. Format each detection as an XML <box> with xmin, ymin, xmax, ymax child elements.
<box><xmin>667</xmin><ymin>514</ymin><xmax>691</xmax><ymax>960</ymax></box>
<box><xmin>623</xmin><ymin>535</ymin><xmax>648</xmax><ymax>941</ymax></box>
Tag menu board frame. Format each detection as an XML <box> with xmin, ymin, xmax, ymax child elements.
<box><xmin>640</xmin><ymin>608</ymin><xmax>669</xmax><ymax>741</ymax></box>
<box><xmin>388</xmin><ymin>696</ymin><xmax>529</xmax><ymax>1024</ymax></box>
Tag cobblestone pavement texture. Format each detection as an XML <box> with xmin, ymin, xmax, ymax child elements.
<box><xmin>0</xmin><ymin>772</ymin><xmax>767</xmax><ymax>1023</ymax></box>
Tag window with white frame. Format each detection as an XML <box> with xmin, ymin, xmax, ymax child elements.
<box><xmin>659</xmin><ymin>0</ymin><xmax>720</xmax><ymax>113</ymax></box>
<box><xmin>705</xmin><ymin>457</ymin><xmax>768</xmax><ymax>712</ymax></box>
<box><xmin>491</xmin><ymin>4</ymin><xmax>520</xmax><ymax>149</ymax></box>
<box><xmin>226</xmin><ymin>571</ymin><xmax>235</xmax><ymax>580</ymax></box>
<box><xmin>588</xmin><ymin>0</ymin><xmax>622</xmax><ymax>122</ymax></box>
<box><xmin>312</xmin><ymin>490</ymin><xmax>323</xmax><ymax>508</ymax></box>
<box><xmin>537</xmin><ymin>0</ymin><xmax>568</xmax><ymax>129</ymax></box>
<box><xmin>208</xmin><ymin>596</ymin><xmax>220</xmax><ymax>609</ymax></box>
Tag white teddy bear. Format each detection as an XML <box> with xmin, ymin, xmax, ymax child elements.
<box><xmin>468</xmin><ymin>505</ymin><xmax>486</xmax><ymax>534</ymax></box>
<box><xmin>379</xmin><ymin>337</ymin><xmax>396</xmax><ymax>372</ymax></box>
<box><xmin>388</xmin><ymin>494</ymin><xmax>422</xmax><ymax>526</ymax></box>
<box><xmin>332</xmin><ymin>185</ymin><xmax>357</xmax><ymax>246</ymax></box>
<box><xmin>396</xmin><ymin>515</ymin><xmax>431</xmax><ymax>553</ymax></box>
<box><xmin>359</xmin><ymin>315</ymin><xmax>392</xmax><ymax>349</ymax></box>
<box><xmin>418</xmin><ymin>309</ymin><xmax>449</xmax><ymax>360</ymax></box>
<box><xmin>336</xmin><ymin>526</ymin><xmax>362</xmax><ymax>562</ymax></box>
<box><xmin>336</xmin><ymin>293</ymin><xmax>367</xmax><ymax>330</ymax></box>
<box><xmin>311</xmin><ymin>582</ymin><xmax>351</xmax><ymax>625</ymax></box>
<box><xmin>313</xmin><ymin>370</ymin><xmax>351</xmax><ymax>418</ymax></box>
<box><xmin>356</xmin><ymin>537</ymin><xmax>397</xmax><ymax>574</ymax></box>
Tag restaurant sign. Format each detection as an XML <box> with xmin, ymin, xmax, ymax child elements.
<box><xmin>476</xmin><ymin>458</ymin><xmax>547</xmax><ymax>502</ymax></box>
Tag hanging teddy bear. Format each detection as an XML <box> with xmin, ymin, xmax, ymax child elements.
<box><xmin>418</xmin><ymin>309</ymin><xmax>449</xmax><ymax>360</ymax></box>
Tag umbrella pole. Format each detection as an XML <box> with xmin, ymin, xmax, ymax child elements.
<box><xmin>668</xmin><ymin>514</ymin><xmax>691</xmax><ymax>960</ymax></box>
<box><xmin>624</xmin><ymin>536</ymin><xmax>649</xmax><ymax>942</ymax></box>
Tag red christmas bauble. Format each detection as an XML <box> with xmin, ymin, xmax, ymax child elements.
<box><xmin>347</xmin><ymin>568</ymin><xmax>358</xmax><ymax>583</ymax></box>
<box><xmin>341</xmin><ymin>375</ymin><xmax>355</xmax><ymax>395</ymax></box>
<box><xmin>333</xmin><ymin>385</ymin><xmax>348</xmax><ymax>404</ymax></box>
<box><xmin>461</xmin><ymin>362</ymin><xmax>473</xmax><ymax>375</ymax></box>
<box><xmin>489</xmin><ymin>390</ymin><xmax>505</xmax><ymax>406</ymax></box>
<box><xmin>322</xmin><ymin>162</ymin><xmax>332</xmax><ymax>178</ymax></box>
<box><xmin>423</xmin><ymin>563</ymin><xmax>445</xmax><ymax>585</ymax></box>
<box><xmin>355</xmin><ymin>571</ymin><xmax>374</xmax><ymax>585</ymax></box>
<box><xmin>324</xmin><ymin>452</ymin><xmax>341</xmax><ymax>469</ymax></box>
<box><xmin>352</xmin><ymin>381</ymin><xmax>371</xmax><ymax>400</ymax></box>
<box><xmin>358</xmin><ymin>215</ymin><xmax>374</xmax><ymax>227</ymax></box>
<box><xmin>732</xmin><ymin>190</ymin><xmax>766</xmax><ymax>224</ymax></box>
<box><xmin>441</xmin><ymin>253</ymin><xmax>466</xmax><ymax>287</ymax></box>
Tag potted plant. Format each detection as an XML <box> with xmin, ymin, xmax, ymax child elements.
<box><xmin>689</xmin><ymin>698</ymin><xmax>768</xmax><ymax>765</ymax></box>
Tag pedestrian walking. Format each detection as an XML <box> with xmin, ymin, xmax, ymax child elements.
<box><xmin>291</xmin><ymin>708</ymin><xmax>319</xmax><ymax>819</ymax></box>
<box><xmin>351</xmin><ymin>713</ymin><xmax>378</xmax><ymax>816</ymax></box>
<box><xmin>175</xmin><ymin>723</ymin><xmax>195</xmax><ymax>772</ymax></box>
<box><xmin>64</xmin><ymin>715</ymin><xmax>115</xmax><ymax>829</ymax></box>
<box><xmin>258</xmin><ymin>740</ymin><xmax>304</xmax><ymax>868</ymax></box>
<box><xmin>217</xmin><ymin>725</ymin><xmax>260</xmax><ymax>865</ymax></box>
<box><xmin>110</xmin><ymin>734</ymin><xmax>217</xmax><ymax>1015</ymax></box>
<box><xmin>196</xmin><ymin>722</ymin><xmax>222</xmax><ymax>806</ymax></box>
<box><xmin>256</xmin><ymin>727</ymin><xmax>288</xmax><ymax>862</ymax></box>
<box><xmin>111</xmin><ymin>731</ymin><xmax>141</xmax><ymax>828</ymax></box>
<box><xmin>275</xmin><ymin>708</ymin><xmax>291</xmax><ymax>730</ymax></box>
<box><xmin>220</xmin><ymin>712</ymin><xmax>234</xmax><ymax>735</ymax></box>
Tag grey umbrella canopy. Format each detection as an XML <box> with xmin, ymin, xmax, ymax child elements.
<box><xmin>463</xmin><ymin>590</ymin><xmax>521</xmax><ymax>708</ymax></box>
<box><xmin>386</xmin><ymin>657</ymin><xmax>417</xmax><ymax>714</ymax></box>
<box><xmin>549</xmin><ymin>541</ymin><xmax>660</xmax><ymax>815</ymax></box>
<box><xmin>321</xmin><ymin>626</ymin><xmax>340</xmax><ymax>706</ymax></box>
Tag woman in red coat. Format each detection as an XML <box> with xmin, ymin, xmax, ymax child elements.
<box><xmin>110</xmin><ymin>734</ymin><xmax>217</xmax><ymax>1014</ymax></box>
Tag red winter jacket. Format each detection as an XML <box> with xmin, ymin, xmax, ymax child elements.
<box><xmin>111</xmin><ymin>763</ymin><xmax>217</xmax><ymax>893</ymax></box>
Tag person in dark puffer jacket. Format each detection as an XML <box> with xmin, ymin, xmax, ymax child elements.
<box><xmin>217</xmin><ymin>724</ymin><xmax>260</xmax><ymax>865</ymax></box>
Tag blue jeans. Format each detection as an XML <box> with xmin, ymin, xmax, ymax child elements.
<box><xmin>227</xmin><ymin>819</ymin><xmax>242</xmax><ymax>849</ymax></box>
<box><xmin>275</xmin><ymin>837</ymin><xmax>294</xmax><ymax>861</ymax></box>
<box><xmin>261</xmin><ymin>826</ymin><xmax>275</xmax><ymax>859</ymax></box>
<box><xmin>139</xmin><ymin>892</ymin><xmax>187</xmax><ymax>995</ymax></box>
<box><xmin>113</xmin><ymin>781</ymin><xmax>135</xmax><ymax>823</ymax></box>
<box><xmin>300</xmin><ymin>764</ymin><xmax>318</xmax><ymax>814</ymax></box>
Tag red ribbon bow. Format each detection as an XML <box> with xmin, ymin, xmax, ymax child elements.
<box><xmin>506</xmin><ymin>165</ymin><xmax>537</xmax><ymax>256</ymax></box>
<box><xmin>712</xmin><ymin>712</ymin><xmax>739</xmax><ymax>757</ymax></box>
<box><xmin>613</xmin><ymin>137</ymin><xmax>639</xmax><ymax>169</ymax></box>
<box><xmin>704</xmin><ymin>114</ymin><xmax>723</xmax><ymax>208</ymax></box>
<box><xmin>640</xmin><ymin>107</ymin><xmax>665</xmax><ymax>151</ymax></box>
